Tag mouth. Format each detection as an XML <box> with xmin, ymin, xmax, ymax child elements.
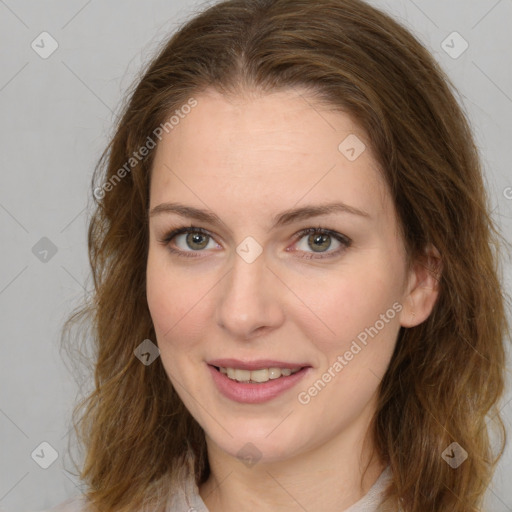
<box><xmin>211</xmin><ymin>365</ymin><xmax>302</xmax><ymax>383</ymax></box>
<box><xmin>207</xmin><ymin>359</ymin><xmax>312</xmax><ymax>404</ymax></box>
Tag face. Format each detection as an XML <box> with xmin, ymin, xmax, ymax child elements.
<box><xmin>146</xmin><ymin>87</ymin><xmax>418</xmax><ymax>464</ymax></box>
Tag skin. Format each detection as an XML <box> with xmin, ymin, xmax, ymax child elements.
<box><xmin>146</xmin><ymin>87</ymin><xmax>440</xmax><ymax>512</ymax></box>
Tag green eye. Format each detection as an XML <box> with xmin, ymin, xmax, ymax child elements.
<box><xmin>160</xmin><ymin>226</ymin><xmax>351</xmax><ymax>260</ymax></box>
<box><xmin>292</xmin><ymin>228</ymin><xmax>352</xmax><ymax>259</ymax></box>
<box><xmin>183</xmin><ymin>231</ymin><xmax>210</xmax><ymax>250</ymax></box>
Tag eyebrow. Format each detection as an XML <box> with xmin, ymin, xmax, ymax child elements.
<box><xmin>149</xmin><ymin>201</ymin><xmax>370</xmax><ymax>229</ymax></box>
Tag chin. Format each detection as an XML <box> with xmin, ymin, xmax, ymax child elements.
<box><xmin>206</xmin><ymin>421</ymin><xmax>312</xmax><ymax>465</ymax></box>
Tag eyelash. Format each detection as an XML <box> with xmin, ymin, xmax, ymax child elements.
<box><xmin>159</xmin><ymin>225</ymin><xmax>352</xmax><ymax>260</ymax></box>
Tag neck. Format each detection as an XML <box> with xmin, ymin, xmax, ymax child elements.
<box><xmin>199</xmin><ymin>414</ymin><xmax>386</xmax><ymax>512</ymax></box>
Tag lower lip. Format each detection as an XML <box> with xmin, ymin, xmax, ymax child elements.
<box><xmin>208</xmin><ymin>365</ymin><xmax>310</xmax><ymax>404</ymax></box>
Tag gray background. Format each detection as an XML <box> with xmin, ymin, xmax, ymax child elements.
<box><xmin>0</xmin><ymin>0</ymin><xmax>511</xmax><ymax>511</ymax></box>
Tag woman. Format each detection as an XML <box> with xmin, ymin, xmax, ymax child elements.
<box><xmin>53</xmin><ymin>0</ymin><xmax>509</xmax><ymax>511</ymax></box>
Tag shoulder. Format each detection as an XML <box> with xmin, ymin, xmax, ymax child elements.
<box><xmin>345</xmin><ymin>466</ymin><xmax>396</xmax><ymax>512</ymax></box>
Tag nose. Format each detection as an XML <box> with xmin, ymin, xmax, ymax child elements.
<box><xmin>215</xmin><ymin>247</ymin><xmax>285</xmax><ymax>341</ymax></box>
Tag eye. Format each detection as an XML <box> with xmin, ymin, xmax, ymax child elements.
<box><xmin>159</xmin><ymin>226</ymin><xmax>352</xmax><ymax>260</ymax></box>
<box><xmin>160</xmin><ymin>226</ymin><xmax>220</xmax><ymax>257</ymax></box>
<box><xmin>290</xmin><ymin>227</ymin><xmax>352</xmax><ymax>259</ymax></box>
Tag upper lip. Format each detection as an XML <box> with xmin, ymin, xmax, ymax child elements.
<box><xmin>207</xmin><ymin>359</ymin><xmax>311</xmax><ymax>371</ymax></box>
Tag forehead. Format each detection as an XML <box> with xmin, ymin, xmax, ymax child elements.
<box><xmin>149</xmin><ymin>87</ymin><xmax>390</xmax><ymax>221</ymax></box>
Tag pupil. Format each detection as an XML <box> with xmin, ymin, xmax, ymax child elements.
<box><xmin>309</xmin><ymin>233</ymin><xmax>330</xmax><ymax>252</ymax></box>
<box><xmin>187</xmin><ymin>232</ymin><xmax>208</xmax><ymax>250</ymax></box>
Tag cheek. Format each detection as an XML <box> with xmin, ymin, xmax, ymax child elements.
<box><xmin>146</xmin><ymin>252</ymin><xmax>174</xmax><ymax>334</ymax></box>
<box><xmin>146</xmin><ymin>250</ymin><xmax>208</xmax><ymax>348</ymax></box>
<box><xmin>294</xmin><ymin>264</ymin><xmax>401</xmax><ymax>351</ymax></box>
<box><xmin>295</xmin><ymin>270</ymin><xmax>401</xmax><ymax>421</ymax></box>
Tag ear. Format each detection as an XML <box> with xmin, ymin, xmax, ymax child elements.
<box><xmin>399</xmin><ymin>244</ymin><xmax>442</xmax><ymax>328</ymax></box>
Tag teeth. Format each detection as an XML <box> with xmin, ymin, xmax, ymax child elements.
<box><xmin>268</xmin><ymin>368</ymin><xmax>281</xmax><ymax>379</ymax></box>
<box><xmin>251</xmin><ymin>369</ymin><xmax>269</xmax><ymax>383</ymax></box>
<box><xmin>218</xmin><ymin>366</ymin><xmax>301</xmax><ymax>383</ymax></box>
<box><xmin>234</xmin><ymin>369</ymin><xmax>251</xmax><ymax>382</ymax></box>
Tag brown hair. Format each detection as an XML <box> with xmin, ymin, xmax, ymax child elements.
<box><xmin>62</xmin><ymin>0</ymin><xmax>510</xmax><ymax>510</ymax></box>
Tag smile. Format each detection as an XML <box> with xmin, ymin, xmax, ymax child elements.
<box><xmin>217</xmin><ymin>366</ymin><xmax>302</xmax><ymax>383</ymax></box>
<box><xmin>207</xmin><ymin>360</ymin><xmax>311</xmax><ymax>403</ymax></box>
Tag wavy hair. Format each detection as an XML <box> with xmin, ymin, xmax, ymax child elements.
<box><xmin>62</xmin><ymin>0</ymin><xmax>510</xmax><ymax>510</ymax></box>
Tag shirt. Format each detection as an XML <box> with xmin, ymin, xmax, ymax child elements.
<box><xmin>39</xmin><ymin>465</ymin><xmax>394</xmax><ymax>512</ymax></box>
